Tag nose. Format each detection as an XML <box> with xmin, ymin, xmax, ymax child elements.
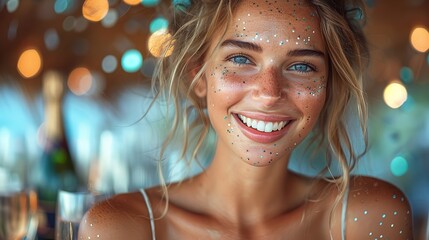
<box><xmin>252</xmin><ymin>67</ymin><xmax>283</xmax><ymax>105</ymax></box>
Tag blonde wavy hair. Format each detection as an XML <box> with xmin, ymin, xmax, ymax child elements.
<box><xmin>151</xmin><ymin>0</ymin><xmax>369</xmax><ymax>229</ymax></box>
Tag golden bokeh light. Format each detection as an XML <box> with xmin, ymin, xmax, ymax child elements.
<box><xmin>148</xmin><ymin>29</ymin><xmax>174</xmax><ymax>57</ymax></box>
<box><xmin>383</xmin><ymin>81</ymin><xmax>408</xmax><ymax>109</ymax></box>
<box><xmin>410</xmin><ymin>26</ymin><xmax>429</xmax><ymax>53</ymax></box>
<box><xmin>17</xmin><ymin>48</ymin><xmax>42</xmax><ymax>78</ymax></box>
<box><xmin>68</xmin><ymin>67</ymin><xmax>93</xmax><ymax>96</ymax></box>
<box><xmin>123</xmin><ymin>0</ymin><xmax>141</xmax><ymax>5</ymax></box>
<box><xmin>82</xmin><ymin>0</ymin><xmax>109</xmax><ymax>22</ymax></box>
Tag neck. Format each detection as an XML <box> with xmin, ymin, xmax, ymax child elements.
<box><xmin>193</xmin><ymin>141</ymin><xmax>309</xmax><ymax>226</ymax></box>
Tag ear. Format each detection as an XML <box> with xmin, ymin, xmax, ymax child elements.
<box><xmin>192</xmin><ymin>67</ymin><xmax>207</xmax><ymax>98</ymax></box>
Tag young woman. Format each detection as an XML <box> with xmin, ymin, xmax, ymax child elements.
<box><xmin>79</xmin><ymin>0</ymin><xmax>413</xmax><ymax>239</ymax></box>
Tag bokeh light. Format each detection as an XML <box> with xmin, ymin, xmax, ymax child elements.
<box><xmin>121</xmin><ymin>49</ymin><xmax>143</xmax><ymax>73</ymax></box>
<box><xmin>390</xmin><ymin>156</ymin><xmax>409</xmax><ymax>177</ymax></box>
<box><xmin>68</xmin><ymin>67</ymin><xmax>93</xmax><ymax>96</ymax></box>
<box><xmin>383</xmin><ymin>81</ymin><xmax>408</xmax><ymax>109</ymax></box>
<box><xmin>399</xmin><ymin>66</ymin><xmax>413</xmax><ymax>83</ymax></box>
<box><xmin>82</xmin><ymin>0</ymin><xmax>109</xmax><ymax>22</ymax></box>
<box><xmin>74</xmin><ymin>16</ymin><xmax>89</xmax><ymax>32</ymax></box>
<box><xmin>102</xmin><ymin>55</ymin><xmax>118</xmax><ymax>73</ymax></box>
<box><xmin>101</xmin><ymin>9</ymin><xmax>118</xmax><ymax>28</ymax></box>
<box><xmin>54</xmin><ymin>0</ymin><xmax>68</xmax><ymax>14</ymax></box>
<box><xmin>44</xmin><ymin>28</ymin><xmax>60</xmax><ymax>51</ymax></box>
<box><xmin>63</xmin><ymin>16</ymin><xmax>76</xmax><ymax>31</ymax></box>
<box><xmin>410</xmin><ymin>26</ymin><xmax>429</xmax><ymax>53</ymax></box>
<box><xmin>6</xmin><ymin>0</ymin><xmax>19</xmax><ymax>13</ymax></box>
<box><xmin>149</xmin><ymin>17</ymin><xmax>168</xmax><ymax>33</ymax></box>
<box><xmin>148</xmin><ymin>29</ymin><xmax>174</xmax><ymax>57</ymax></box>
<box><xmin>141</xmin><ymin>0</ymin><xmax>160</xmax><ymax>7</ymax></box>
<box><xmin>173</xmin><ymin>0</ymin><xmax>191</xmax><ymax>8</ymax></box>
<box><xmin>17</xmin><ymin>48</ymin><xmax>42</xmax><ymax>78</ymax></box>
<box><xmin>123</xmin><ymin>0</ymin><xmax>141</xmax><ymax>5</ymax></box>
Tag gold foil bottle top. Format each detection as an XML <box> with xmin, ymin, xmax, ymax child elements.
<box><xmin>43</xmin><ymin>70</ymin><xmax>65</xmax><ymax>100</ymax></box>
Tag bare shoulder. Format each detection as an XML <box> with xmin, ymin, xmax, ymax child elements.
<box><xmin>345</xmin><ymin>175</ymin><xmax>413</xmax><ymax>239</ymax></box>
<box><xmin>78</xmin><ymin>190</ymin><xmax>153</xmax><ymax>240</ymax></box>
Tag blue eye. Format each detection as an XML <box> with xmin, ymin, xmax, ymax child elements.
<box><xmin>288</xmin><ymin>63</ymin><xmax>314</xmax><ymax>73</ymax></box>
<box><xmin>229</xmin><ymin>55</ymin><xmax>251</xmax><ymax>65</ymax></box>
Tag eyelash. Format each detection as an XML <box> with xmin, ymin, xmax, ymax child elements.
<box><xmin>226</xmin><ymin>54</ymin><xmax>317</xmax><ymax>74</ymax></box>
<box><xmin>287</xmin><ymin>62</ymin><xmax>317</xmax><ymax>73</ymax></box>
<box><xmin>226</xmin><ymin>53</ymin><xmax>253</xmax><ymax>66</ymax></box>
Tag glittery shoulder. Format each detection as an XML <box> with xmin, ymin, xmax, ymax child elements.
<box><xmin>344</xmin><ymin>176</ymin><xmax>414</xmax><ymax>239</ymax></box>
<box><xmin>78</xmin><ymin>192</ymin><xmax>154</xmax><ymax>240</ymax></box>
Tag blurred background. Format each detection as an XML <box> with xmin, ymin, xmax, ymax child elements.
<box><xmin>0</xmin><ymin>0</ymin><xmax>428</xmax><ymax>239</ymax></box>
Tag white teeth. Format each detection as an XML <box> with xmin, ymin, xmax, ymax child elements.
<box><xmin>237</xmin><ymin>114</ymin><xmax>289</xmax><ymax>133</ymax></box>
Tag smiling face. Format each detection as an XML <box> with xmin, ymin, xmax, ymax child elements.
<box><xmin>196</xmin><ymin>0</ymin><xmax>328</xmax><ymax>166</ymax></box>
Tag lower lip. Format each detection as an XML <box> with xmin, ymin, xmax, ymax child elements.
<box><xmin>232</xmin><ymin>114</ymin><xmax>292</xmax><ymax>144</ymax></box>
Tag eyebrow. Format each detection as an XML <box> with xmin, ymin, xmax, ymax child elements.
<box><xmin>287</xmin><ymin>49</ymin><xmax>325</xmax><ymax>58</ymax></box>
<box><xmin>220</xmin><ymin>39</ymin><xmax>263</xmax><ymax>52</ymax></box>
<box><xmin>220</xmin><ymin>39</ymin><xmax>325</xmax><ymax>58</ymax></box>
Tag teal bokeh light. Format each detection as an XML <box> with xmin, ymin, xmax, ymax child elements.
<box><xmin>142</xmin><ymin>0</ymin><xmax>160</xmax><ymax>7</ymax></box>
<box><xmin>173</xmin><ymin>0</ymin><xmax>191</xmax><ymax>7</ymax></box>
<box><xmin>54</xmin><ymin>0</ymin><xmax>68</xmax><ymax>13</ymax></box>
<box><xmin>121</xmin><ymin>49</ymin><xmax>143</xmax><ymax>73</ymax></box>
<box><xmin>149</xmin><ymin>17</ymin><xmax>168</xmax><ymax>33</ymax></box>
<box><xmin>390</xmin><ymin>156</ymin><xmax>409</xmax><ymax>177</ymax></box>
<box><xmin>400</xmin><ymin>66</ymin><xmax>413</xmax><ymax>83</ymax></box>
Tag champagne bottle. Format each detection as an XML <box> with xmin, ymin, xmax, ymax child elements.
<box><xmin>35</xmin><ymin>71</ymin><xmax>80</xmax><ymax>240</ymax></box>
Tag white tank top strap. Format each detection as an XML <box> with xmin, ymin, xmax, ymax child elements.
<box><xmin>140</xmin><ymin>189</ymin><xmax>156</xmax><ymax>240</ymax></box>
<box><xmin>341</xmin><ymin>184</ymin><xmax>350</xmax><ymax>240</ymax></box>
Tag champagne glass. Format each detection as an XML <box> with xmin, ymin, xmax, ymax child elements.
<box><xmin>0</xmin><ymin>188</ymin><xmax>38</xmax><ymax>240</ymax></box>
<box><xmin>55</xmin><ymin>190</ymin><xmax>106</xmax><ymax>240</ymax></box>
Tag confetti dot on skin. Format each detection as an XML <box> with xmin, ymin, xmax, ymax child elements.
<box><xmin>369</xmin><ymin>232</ymin><xmax>373</xmax><ymax>236</ymax></box>
<box><xmin>382</xmin><ymin>214</ymin><xmax>386</xmax><ymax>218</ymax></box>
<box><xmin>364</xmin><ymin>210</ymin><xmax>368</xmax><ymax>215</ymax></box>
<box><xmin>354</xmin><ymin>217</ymin><xmax>358</xmax><ymax>222</ymax></box>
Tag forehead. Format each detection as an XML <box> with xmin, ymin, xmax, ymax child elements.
<box><xmin>223</xmin><ymin>0</ymin><xmax>323</xmax><ymax>49</ymax></box>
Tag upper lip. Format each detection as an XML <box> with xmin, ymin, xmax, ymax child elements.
<box><xmin>232</xmin><ymin>112</ymin><xmax>294</xmax><ymax>122</ymax></box>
